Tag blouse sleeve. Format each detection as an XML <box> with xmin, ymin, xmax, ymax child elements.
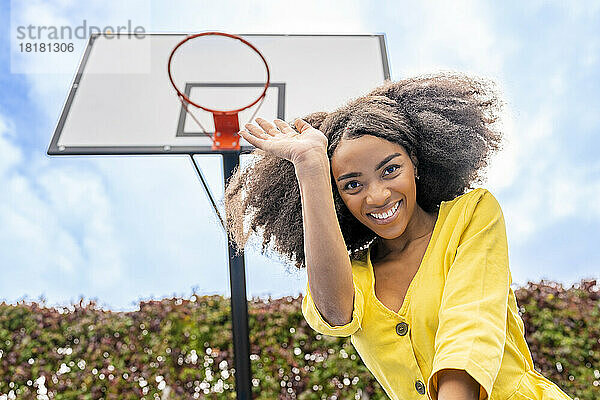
<box><xmin>427</xmin><ymin>190</ymin><xmax>510</xmax><ymax>400</ymax></box>
<box><xmin>301</xmin><ymin>275</ymin><xmax>365</xmax><ymax>337</ymax></box>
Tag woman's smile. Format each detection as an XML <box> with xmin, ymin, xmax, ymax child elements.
<box><xmin>367</xmin><ymin>199</ymin><xmax>403</xmax><ymax>225</ymax></box>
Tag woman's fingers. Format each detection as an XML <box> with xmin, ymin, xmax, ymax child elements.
<box><xmin>273</xmin><ymin>119</ymin><xmax>296</xmax><ymax>134</ymax></box>
<box><xmin>255</xmin><ymin>117</ymin><xmax>280</xmax><ymax>136</ymax></box>
<box><xmin>238</xmin><ymin>129</ymin><xmax>269</xmax><ymax>151</ymax></box>
<box><xmin>294</xmin><ymin>118</ymin><xmax>313</xmax><ymax>133</ymax></box>
<box><xmin>244</xmin><ymin>123</ymin><xmax>270</xmax><ymax>140</ymax></box>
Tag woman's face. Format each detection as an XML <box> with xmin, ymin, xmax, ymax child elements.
<box><xmin>330</xmin><ymin>135</ymin><xmax>418</xmax><ymax>240</ymax></box>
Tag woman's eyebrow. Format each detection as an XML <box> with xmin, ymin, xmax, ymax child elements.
<box><xmin>336</xmin><ymin>153</ymin><xmax>403</xmax><ymax>182</ymax></box>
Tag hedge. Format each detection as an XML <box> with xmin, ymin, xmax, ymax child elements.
<box><xmin>0</xmin><ymin>279</ymin><xmax>598</xmax><ymax>399</ymax></box>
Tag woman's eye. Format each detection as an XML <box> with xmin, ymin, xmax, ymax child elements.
<box><xmin>343</xmin><ymin>181</ymin><xmax>360</xmax><ymax>191</ymax></box>
<box><xmin>383</xmin><ymin>165</ymin><xmax>401</xmax><ymax>175</ymax></box>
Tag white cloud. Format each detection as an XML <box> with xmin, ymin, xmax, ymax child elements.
<box><xmin>526</xmin><ymin>0</ymin><xmax>600</xmax><ymax>19</ymax></box>
<box><xmin>580</xmin><ymin>39</ymin><xmax>599</xmax><ymax>69</ymax></box>
<box><xmin>152</xmin><ymin>0</ymin><xmax>367</xmax><ymax>34</ymax></box>
<box><xmin>500</xmin><ymin>102</ymin><xmax>600</xmax><ymax>243</ymax></box>
<box><xmin>376</xmin><ymin>0</ymin><xmax>517</xmax><ymax>78</ymax></box>
<box><xmin>0</xmin><ymin>117</ymin><xmax>23</xmax><ymax>174</ymax></box>
<box><xmin>0</xmin><ymin>112</ymin><xmax>125</xmax><ymax>303</ymax></box>
<box><xmin>36</xmin><ymin>165</ymin><xmax>126</xmax><ymax>286</ymax></box>
<box><xmin>485</xmin><ymin>94</ymin><xmax>519</xmax><ymax>192</ymax></box>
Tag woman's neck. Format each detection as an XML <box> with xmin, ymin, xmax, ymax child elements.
<box><xmin>374</xmin><ymin>205</ymin><xmax>438</xmax><ymax>261</ymax></box>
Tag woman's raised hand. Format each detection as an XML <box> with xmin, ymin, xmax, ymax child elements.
<box><xmin>239</xmin><ymin>118</ymin><xmax>328</xmax><ymax>166</ymax></box>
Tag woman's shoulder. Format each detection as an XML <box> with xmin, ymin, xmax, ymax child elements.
<box><xmin>438</xmin><ymin>187</ymin><xmax>504</xmax><ymax>235</ymax></box>
<box><xmin>442</xmin><ymin>187</ymin><xmax>501</xmax><ymax>215</ymax></box>
<box><xmin>435</xmin><ymin>188</ymin><xmax>507</xmax><ymax>262</ymax></box>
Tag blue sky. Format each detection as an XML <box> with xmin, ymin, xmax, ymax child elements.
<box><xmin>1</xmin><ymin>0</ymin><xmax>599</xmax><ymax>311</ymax></box>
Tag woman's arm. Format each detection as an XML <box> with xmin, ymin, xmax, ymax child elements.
<box><xmin>239</xmin><ymin>118</ymin><xmax>355</xmax><ymax>327</ymax></box>
<box><xmin>294</xmin><ymin>149</ymin><xmax>355</xmax><ymax>326</ymax></box>
<box><xmin>437</xmin><ymin>369</ymin><xmax>480</xmax><ymax>400</ymax></box>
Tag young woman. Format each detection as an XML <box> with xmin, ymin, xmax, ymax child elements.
<box><xmin>225</xmin><ymin>73</ymin><xmax>573</xmax><ymax>400</ymax></box>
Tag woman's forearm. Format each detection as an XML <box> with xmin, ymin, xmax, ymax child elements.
<box><xmin>437</xmin><ymin>369</ymin><xmax>480</xmax><ymax>400</ymax></box>
<box><xmin>294</xmin><ymin>150</ymin><xmax>355</xmax><ymax>327</ymax></box>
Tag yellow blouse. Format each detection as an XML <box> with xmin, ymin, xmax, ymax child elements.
<box><xmin>302</xmin><ymin>188</ymin><xmax>573</xmax><ymax>400</ymax></box>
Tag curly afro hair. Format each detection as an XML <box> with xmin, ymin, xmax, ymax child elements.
<box><xmin>223</xmin><ymin>72</ymin><xmax>504</xmax><ymax>270</ymax></box>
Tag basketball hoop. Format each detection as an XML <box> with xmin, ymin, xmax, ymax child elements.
<box><xmin>167</xmin><ymin>32</ymin><xmax>271</xmax><ymax>151</ymax></box>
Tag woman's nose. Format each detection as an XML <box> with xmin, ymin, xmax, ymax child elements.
<box><xmin>365</xmin><ymin>184</ymin><xmax>391</xmax><ymax>206</ymax></box>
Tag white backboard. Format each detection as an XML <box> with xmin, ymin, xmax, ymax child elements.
<box><xmin>48</xmin><ymin>33</ymin><xmax>390</xmax><ymax>155</ymax></box>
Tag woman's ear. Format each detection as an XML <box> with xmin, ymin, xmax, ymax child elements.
<box><xmin>409</xmin><ymin>151</ymin><xmax>419</xmax><ymax>180</ymax></box>
<box><xmin>409</xmin><ymin>151</ymin><xmax>418</xmax><ymax>169</ymax></box>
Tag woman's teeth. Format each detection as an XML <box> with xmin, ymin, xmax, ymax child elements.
<box><xmin>369</xmin><ymin>200</ymin><xmax>400</xmax><ymax>220</ymax></box>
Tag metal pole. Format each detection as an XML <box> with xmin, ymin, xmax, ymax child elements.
<box><xmin>188</xmin><ymin>154</ymin><xmax>226</xmax><ymax>232</ymax></box>
<box><xmin>221</xmin><ymin>152</ymin><xmax>252</xmax><ymax>400</ymax></box>
<box><xmin>189</xmin><ymin>151</ymin><xmax>252</xmax><ymax>399</ymax></box>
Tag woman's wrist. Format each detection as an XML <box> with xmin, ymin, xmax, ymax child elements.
<box><xmin>293</xmin><ymin>148</ymin><xmax>330</xmax><ymax>180</ymax></box>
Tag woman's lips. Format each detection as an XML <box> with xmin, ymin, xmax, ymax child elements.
<box><xmin>367</xmin><ymin>199</ymin><xmax>402</xmax><ymax>225</ymax></box>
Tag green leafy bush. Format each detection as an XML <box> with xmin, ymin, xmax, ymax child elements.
<box><xmin>0</xmin><ymin>279</ymin><xmax>597</xmax><ymax>399</ymax></box>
